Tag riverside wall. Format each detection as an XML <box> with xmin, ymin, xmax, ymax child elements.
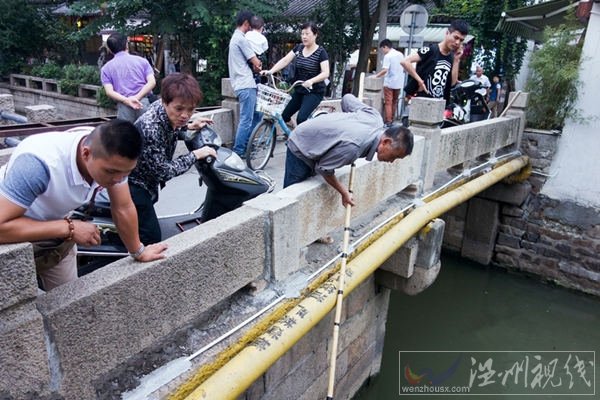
<box><xmin>441</xmin><ymin>128</ymin><xmax>600</xmax><ymax>296</ymax></box>
<box><xmin>0</xmin><ymin>82</ymin><xmax>114</xmax><ymax>120</ymax></box>
<box><xmin>0</xmin><ymin>89</ymin><xmax>528</xmax><ymax>399</ymax></box>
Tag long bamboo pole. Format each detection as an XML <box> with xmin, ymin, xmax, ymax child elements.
<box><xmin>326</xmin><ymin>71</ymin><xmax>365</xmax><ymax>399</ymax></box>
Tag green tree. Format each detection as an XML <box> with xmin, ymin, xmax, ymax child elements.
<box><xmin>525</xmin><ymin>22</ymin><xmax>583</xmax><ymax>130</ymax></box>
<box><xmin>0</xmin><ymin>0</ymin><xmax>54</xmax><ymax>75</ymax></box>
<box><xmin>73</xmin><ymin>0</ymin><xmax>286</xmax><ymax>105</ymax></box>
<box><xmin>435</xmin><ymin>0</ymin><xmax>527</xmax><ymax>80</ymax></box>
<box><xmin>308</xmin><ymin>0</ymin><xmax>361</xmax><ymax>97</ymax></box>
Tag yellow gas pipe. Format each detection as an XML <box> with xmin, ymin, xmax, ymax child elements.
<box><xmin>177</xmin><ymin>156</ymin><xmax>529</xmax><ymax>400</ymax></box>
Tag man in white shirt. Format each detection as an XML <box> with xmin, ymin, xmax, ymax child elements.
<box><xmin>0</xmin><ymin>120</ymin><xmax>168</xmax><ymax>290</ymax></box>
<box><xmin>470</xmin><ymin>65</ymin><xmax>491</xmax><ymax>98</ymax></box>
<box><xmin>375</xmin><ymin>39</ymin><xmax>405</xmax><ymax>125</ymax></box>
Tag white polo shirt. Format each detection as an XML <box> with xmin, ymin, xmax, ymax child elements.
<box><xmin>0</xmin><ymin>128</ymin><xmax>100</xmax><ymax>221</ymax></box>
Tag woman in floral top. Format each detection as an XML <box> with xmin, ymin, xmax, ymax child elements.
<box><xmin>128</xmin><ymin>73</ymin><xmax>216</xmax><ymax>244</ymax></box>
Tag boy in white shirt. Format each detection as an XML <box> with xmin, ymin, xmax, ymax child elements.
<box><xmin>246</xmin><ymin>15</ymin><xmax>268</xmax><ymax>84</ymax></box>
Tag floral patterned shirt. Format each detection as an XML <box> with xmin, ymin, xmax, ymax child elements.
<box><xmin>128</xmin><ymin>101</ymin><xmax>195</xmax><ymax>199</ymax></box>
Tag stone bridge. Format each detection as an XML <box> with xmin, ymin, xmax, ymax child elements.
<box><xmin>0</xmin><ymin>88</ymin><xmax>540</xmax><ymax>400</ymax></box>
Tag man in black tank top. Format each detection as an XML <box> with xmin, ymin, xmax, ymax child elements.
<box><xmin>401</xmin><ymin>20</ymin><xmax>469</xmax><ymax>103</ymax></box>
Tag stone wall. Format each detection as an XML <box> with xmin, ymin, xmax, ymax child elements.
<box><xmin>441</xmin><ymin>129</ymin><xmax>600</xmax><ymax>296</ymax></box>
<box><xmin>242</xmin><ymin>277</ymin><xmax>389</xmax><ymax>400</ymax></box>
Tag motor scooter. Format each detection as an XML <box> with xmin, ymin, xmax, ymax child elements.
<box><xmin>441</xmin><ymin>79</ymin><xmax>491</xmax><ymax>128</ymax></box>
<box><xmin>75</xmin><ymin>125</ymin><xmax>274</xmax><ymax>274</ymax></box>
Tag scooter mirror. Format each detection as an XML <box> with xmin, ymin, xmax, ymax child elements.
<box><xmin>184</xmin><ymin>126</ymin><xmax>223</xmax><ymax>152</ymax></box>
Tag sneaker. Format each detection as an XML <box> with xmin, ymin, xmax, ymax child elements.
<box><xmin>276</xmin><ymin>134</ymin><xmax>288</xmax><ymax>142</ymax></box>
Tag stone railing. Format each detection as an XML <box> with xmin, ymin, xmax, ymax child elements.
<box><xmin>9</xmin><ymin>74</ymin><xmax>102</xmax><ymax>98</ymax></box>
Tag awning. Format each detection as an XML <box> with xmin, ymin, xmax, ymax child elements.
<box><xmin>495</xmin><ymin>0</ymin><xmax>579</xmax><ymax>41</ymax></box>
<box><xmin>373</xmin><ymin>24</ymin><xmax>474</xmax><ymax>47</ymax></box>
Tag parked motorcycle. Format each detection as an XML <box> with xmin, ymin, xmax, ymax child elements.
<box><xmin>75</xmin><ymin>125</ymin><xmax>275</xmax><ymax>273</ymax></box>
<box><xmin>441</xmin><ymin>79</ymin><xmax>491</xmax><ymax>128</ymax></box>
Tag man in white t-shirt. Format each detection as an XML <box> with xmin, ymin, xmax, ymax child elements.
<box><xmin>0</xmin><ymin>120</ymin><xmax>168</xmax><ymax>290</ymax></box>
<box><xmin>375</xmin><ymin>39</ymin><xmax>405</xmax><ymax>125</ymax></box>
<box><xmin>470</xmin><ymin>65</ymin><xmax>491</xmax><ymax>98</ymax></box>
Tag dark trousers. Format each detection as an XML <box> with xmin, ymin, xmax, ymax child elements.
<box><xmin>284</xmin><ymin>147</ymin><xmax>314</xmax><ymax>188</ymax></box>
<box><xmin>129</xmin><ymin>183</ymin><xmax>161</xmax><ymax>244</ymax></box>
<box><xmin>282</xmin><ymin>90</ymin><xmax>323</xmax><ymax>125</ymax></box>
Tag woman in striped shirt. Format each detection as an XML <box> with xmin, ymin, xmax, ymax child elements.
<box><xmin>264</xmin><ymin>22</ymin><xmax>330</xmax><ymax>130</ymax></box>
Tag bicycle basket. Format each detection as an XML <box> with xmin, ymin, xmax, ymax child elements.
<box><xmin>255</xmin><ymin>84</ymin><xmax>291</xmax><ymax>115</ymax></box>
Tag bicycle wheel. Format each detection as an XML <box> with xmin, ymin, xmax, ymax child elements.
<box><xmin>246</xmin><ymin>120</ymin><xmax>276</xmax><ymax>170</ymax></box>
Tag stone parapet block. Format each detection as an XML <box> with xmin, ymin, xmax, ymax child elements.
<box><xmin>436</xmin><ymin>116</ymin><xmax>521</xmax><ymax>171</ymax></box>
<box><xmin>77</xmin><ymin>84</ymin><xmax>100</xmax><ymax>99</ymax></box>
<box><xmin>245</xmin><ymin>194</ymin><xmax>300</xmax><ymax>281</ymax></box>
<box><xmin>364</xmin><ymin>75</ymin><xmax>383</xmax><ymax>91</ymax></box>
<box><xmin>363</xmin><ymin>92</ymin><xmax>382</xmax><ymax>116</ymax></box>
<box><xmin>276</xmin><ymin>136</ymin><xmax>424</xmax><ymax>248</ymax></box>
<box><xmin>0</xmin><ymin>93</ymin><xmax>15</xmax><ymax>112</ymax></box>
<box><xmin>35</xmin><ymin>206</ymin><xmax>267</xmax><ymax>399</ymax></box>
<box><xmin>0</xmin><ymin>302</ymin><xmax>51</xmax><ymax>398</ymax></box>
<box><xmin>415</xmin><ymin>218</ymin><xmax>445</xmax><ymax>269</ymax></box>
<box><xmin>0</xmin><ymin>242</ymin><xmax>38</xmax><ymax>311</ymax></box>
<box><xmin>409</xmin><ymin>97</ymin><xmax>445</xmax><ymax>125</ymax></box>
<box><xmin>25</xmin><ymin>104</ymin><xmax>57</xmax><ymax>123</ymax></box>
<box><xmin>379</xmin><ymin>238</ymin><xmax>417</xmax><ymax>278</ymax></box>
<box><xmin>221</xmin><ymin>99</ymin><xmax>239</xmax><ymax>144</ymax></box>
<box><xmin>221</xmin><ymin>78</ymin><xmax>236</xmax><ymax>99</ymax></box>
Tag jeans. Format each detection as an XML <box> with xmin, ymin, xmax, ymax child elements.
<box><xmin>129</xmin><ymin>183</ymin><xmax>161</xmax><ymax>245</ymax></box>
<box><xmin>282</xmin><ymin>90</ymin><xmax>324</xmax><ymax>125</ymax></box>
<box><xmin>233</xmin><ymin>88</ymin><xmax>261</xmax><ymax>156</ymax></box>
<box><xmin>284</xmin><ymin>147</ymin><xmax>314</xmax><ymax>188</ymax></box>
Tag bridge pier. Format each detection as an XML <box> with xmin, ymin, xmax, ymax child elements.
<box><xmin>376</xmin><ymin>218</ymin><xmax>445</xmax><ymax>295</ymax></box>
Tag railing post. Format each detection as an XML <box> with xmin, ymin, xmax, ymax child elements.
<box><xmin>504</xmin><ymin>91</ymin><xmax>529</xmax><ymax>152</ymax></box>
<box><xmin>0</xmin><ymin>94</ymin><xmax>16</xmax><ymax>127</ymax></box>
<box><xmin>363</xmin><ymin>75</ymin><xmax>383</xmax><ymax>116</ymax></box>
<box><xmin>220</xmin><ymin>78</ymin><xmax>238</xmax><ymax>146</ymax></box>
<box><xmin>409</xmin><ymin>97</ymin><xmax>445</xmax><ymax>191</ymax></box>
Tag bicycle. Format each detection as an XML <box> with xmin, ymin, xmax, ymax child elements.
<box><xmin>245</xmin><ymin>75</ymin><xmax>333</xmax><ymax>170</ymax></box>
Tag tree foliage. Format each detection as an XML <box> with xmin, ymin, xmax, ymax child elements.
<box><xmin>73</xmin><ymin>0</ymin><xmax>286</xmax><ymax>105</ymax></box>
<box><xmin>307</xmin><ymin>0</ymin><xmax>361</xmax><ymax>96</ymax></box>
<box><xmin>525</xmin><ymin>22</ymin><xmax>583</xmax><ymax>130</ymax></box>
<box><xmin>0</xmin><ymin>0</ymin><xmax>55</xmax><ymax>75</ymax></box>
<box><xmin>434</xmin><ymin>0</ymin><xmax>527</xmax><ymax>80</ymax></box>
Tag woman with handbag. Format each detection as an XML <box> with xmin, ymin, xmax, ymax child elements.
<box><xmin>263</xmin><ymin>22</ymin><xmax>330</xmax><ymax>131</ymax></box>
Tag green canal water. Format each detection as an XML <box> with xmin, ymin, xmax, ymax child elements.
<box><xmin>353</xmin><ymin>253</ymin><xmax>600</xmax><ymax>400</ymax></box>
